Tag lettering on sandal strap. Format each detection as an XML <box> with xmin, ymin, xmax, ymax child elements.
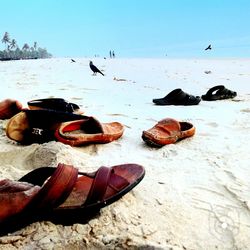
<box><xmin>32</xmin><ymin>128</ymin><xmax>43</xmax><ymax>135</ymax></box>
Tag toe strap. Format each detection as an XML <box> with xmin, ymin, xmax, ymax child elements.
<box><xmin>85</xmin><ymin>166</ymin><xmax>129</xmax><ymax>205</ymax></box>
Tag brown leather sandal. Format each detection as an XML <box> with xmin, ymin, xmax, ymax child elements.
<box><xmin>54</xmin><ymin>117</ymin><xmax>124</xmax><ymax>146</ymax></box>
<box><xmin>0</xmin><ymin>163</ymin><xmax>145</xmax><ymax>235</ymax></box>
<box><xmin>0</xmin><ymin>99</ymin><xmax>22</xmax><ymax>120</ymax></box>
<box><xmin>142</xmin><ymin>118</ymin><xmax>195</xmax><ymax>147</ymax></box>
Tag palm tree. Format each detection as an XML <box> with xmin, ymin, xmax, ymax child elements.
<box><xmin>1</xmin><ymin>32</ymin><xmax>10</xmax><ymax>50</ymax></box>
<box><xmin>1</xmin><ymin>32</ymin><xmax>52</xmax><ymax>60</ymax></box>
<box><xmin>22</xmin><ymin>43</ymin><xmax>29</xmax><ymax>51</ymax></box>
<box><xmin>22</xmin><ymin>43</ymin><xmax>30</xmax><ymax>59</ymax></box>
<box><xmin>10</xmin><ymin>39</ymin><xmax>17</xmax><ymax>50</ymax></box>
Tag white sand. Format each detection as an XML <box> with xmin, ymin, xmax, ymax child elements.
<box><xmin>0</xmin><ymin>58</ymin><xmax>249</xmax><ymax>249</ymax></box>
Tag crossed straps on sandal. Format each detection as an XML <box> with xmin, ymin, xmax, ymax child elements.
<box><xmin>19</xmin><ymin>164</ymin><xmax>129</xmax><ymax>212</ymax></box>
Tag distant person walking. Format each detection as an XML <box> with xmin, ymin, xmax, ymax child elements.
<box><xmin>109</xmin><ymin>50</ymin><xmax>112</xmax><ymax>58</ymax></box>
<box><xmin>112</xmin><ymin>51</ymin><xmax>115</xmax><ymax>58</ymax></box>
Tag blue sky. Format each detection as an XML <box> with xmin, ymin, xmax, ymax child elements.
<box><xmin>0</xmin><ymin>0</ymin><xmax>250</xmax><ymax>58</ymax></box>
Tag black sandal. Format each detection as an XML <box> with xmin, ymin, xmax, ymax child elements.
<box><xmin>153</xmin><ymin>88</ymin><xmax>201</xmax><ymax>106</ymax></box>
<box><xmin>201</xmin><ymin>85</ymin><xmax>237</xmax><ymax>101</ymax></box>
<box><xmin>28</xmin><ymin>98</ymin><xmax>81</xmax><ymax>113</ymax></box>
<box><xmin>6</xmin><ymin>109</ymin><xmax>89</xmax><ymax>144</ymax></box>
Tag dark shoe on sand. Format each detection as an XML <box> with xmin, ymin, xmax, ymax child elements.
<box><xmin>201</xmin><ymin>85</ymin><xmax>237</xmax><ymax>101</ymax></box>
<box><xmin>153</xmin><ymin>88</ymin><xmax>201</xmax><ymax>106</ymax></box>
<box><xmin>28</xmin><ymin>98</ymin><xmax>82</xmax><ymax>114</ymax></box>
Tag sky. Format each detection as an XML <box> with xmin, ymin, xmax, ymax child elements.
<box><xmin>0</xmin><ymin>0</ymin><xmax>250</xmax><ymax>58</ymax></box>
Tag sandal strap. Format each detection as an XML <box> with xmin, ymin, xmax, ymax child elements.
<box><xmin>84</xmin><ymin>166</ymin><xmax>130</xmax><ymax>206</ymax></box>
<box><xmin>218</xmin><ymin>87</ymin><xmax>237</xmax><ymax>98</ymax></box>
<box><xmin>85</xmin><ymin>166</ymin><xmax>112</xmax><ymax>205</ymax></box>
<box><xmin>206</xmin><ymin>85</ymin><xmax>225</xmax><ymax>96</ymax></box>
<box><xmin>25</xmin><ymin>164</ymin><xmax>78</xmax><ymax>211</ymax></box>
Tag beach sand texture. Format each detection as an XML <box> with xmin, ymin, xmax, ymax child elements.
<box><xmin>0</xmin><ymin>58</ymin><xmax>250</xmax><ymax>249</ymax></box>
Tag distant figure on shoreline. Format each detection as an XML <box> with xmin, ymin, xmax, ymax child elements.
<box><xmin>205</xmin><ymin>44</ymin><xmax>212</xmax><ymax>50</ymax></box>
<box><xmin>109</xmin><ymin>50</ymin><xmax>116</xmax><ymax>58</ymax></box>
<box><xmin>89</xmin><ymin>61</ymin><xmax>104</xmax><ymax>76</ymax></box>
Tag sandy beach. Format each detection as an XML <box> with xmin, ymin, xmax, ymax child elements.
<box><xmin>0</xmin><ymin>57</ymin><xmax>250</xmax><ymax>249</ymax></box>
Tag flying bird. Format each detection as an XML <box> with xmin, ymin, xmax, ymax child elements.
<box><xmin>205</xmin><ymin>44</ymin><xmax>212</xmax><ymax>50</ymax></box>
<box><xmin>89</xmin><ymin>61</ymin><xmax>104</xmax><ymax>76</ymax></box>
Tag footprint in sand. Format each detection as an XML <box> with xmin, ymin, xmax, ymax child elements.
<box><xmin>66</xmin><ymin>84</ymin><xmax>75</xmax><ymax>88</ymax></box>
<box><xmin>106</xmin><ymin>113</ymin><xmax>128</xmax><ymax>117</ymax></box>
<box><xmin>25</xmin><ymin>145</ymin><xmax>59</xmax><ymax>168</ymax></box>
<box><xmin>113</xmin><ymin>77</ymin><xmax>127</xmax><ymax>82</ymax></box>
<box><xmin>88</xmin><ymin>144</ymin><xmax>99</xmax><ymax>156</ymax></box>
<box><xmin>80</xmin><ymin>88</ymin><xmax>98</xmax><ymax>91</ymax></box>
<box><xmin>232</xmin><ymin>99</ymin><xmax>243</xmax><ymax>102</ymax></box>
<box><xmin>72</xmin><ymin>97</ymin><xmax>83</xmax><ymax>101</ymax></box>
<box><xmin>206</xmin><ymin>122</ymin><xmax>218</xmax><ymax>128</ymax></box>
<box><xmin>162</xmin><ymin>149</ymin><xmax>178</xmax><ymax>158</ymax></box>
<box><xmin>146</xmin><ymin>118</ymin><xmax>158</xmax><ymax>122</ymax></box>
<box><xmin>240</xmin><ymin>108</ymin><xmax>250</xmax><ymax>113</ymax></box>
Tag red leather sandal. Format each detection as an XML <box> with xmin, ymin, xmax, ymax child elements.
<box><xmin>55</xmin><ymin>117</ymin><xmax>124</xmax><ymax>146</ymax></box>
<box><xmin>142</xmin><ymin>118</ymin><xmax>195</xmax><ymax>147</ymax></box>
<box><xmin>0</xmin><ymin>163</ymin><xmax>145</xmax><ymax>235</ymax></box>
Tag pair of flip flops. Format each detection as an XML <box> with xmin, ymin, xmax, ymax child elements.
<box><xmin>142</xmin><ymin>118</ymin><xmax>195</xmax><ymax>147</ymax></box>
<box><xmin>153</xmin><ymin>86</ymin><xmax>237</xmax><ymax>105</ymax></box>
<box><xmin>0</xmin><ymin>163</ymin><xmax>145</xmax><ymax>235</ymax></box>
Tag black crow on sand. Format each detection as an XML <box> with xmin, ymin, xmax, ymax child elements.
<box><xmin>89</xmin><ymin>61</ymin><xmax>104</xmax><ymax>76</ymax></box>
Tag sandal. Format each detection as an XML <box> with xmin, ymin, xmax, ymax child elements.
<box><xmin>28</xmin><ymin>98</ymin><xmax>82</xmax><ymax>114</ymax></box>
<box><xmin>201</xmin><ymin>85</ymin><xmax>237</xmax><ymax>101</ymax></box>
<box><xmin>55</xmin><ymin>118</ymin><xmax>124</xmax><ymax>146</ymax></box>
<box><xmin>142</xmin><ymin>118</ymin><xmax>195</xmax><ymax>147</ymax></box>
<box><xmin>6</xmin><ymin>110</ymin><xmax>88</xmax><ymax>144</ymax></box>
<box><xmin>153</xmin><ymin>88</ymin><xmax>201</xmax><ymax>106</ymax></box>
<box><xmin>0</xmin><ymin>163</ymin><xmax>145</xmax><ymax>235</ymax></box>
<box><xmin>0</xmin><ymin>99</ymin><xmax>23</xmax><ymax>120</ymax></box>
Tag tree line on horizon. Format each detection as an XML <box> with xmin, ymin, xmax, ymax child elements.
<box><xmin>0</xmin><ymin>32</ymin><xmax>52</xmax><ymax>60</ymax></box>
